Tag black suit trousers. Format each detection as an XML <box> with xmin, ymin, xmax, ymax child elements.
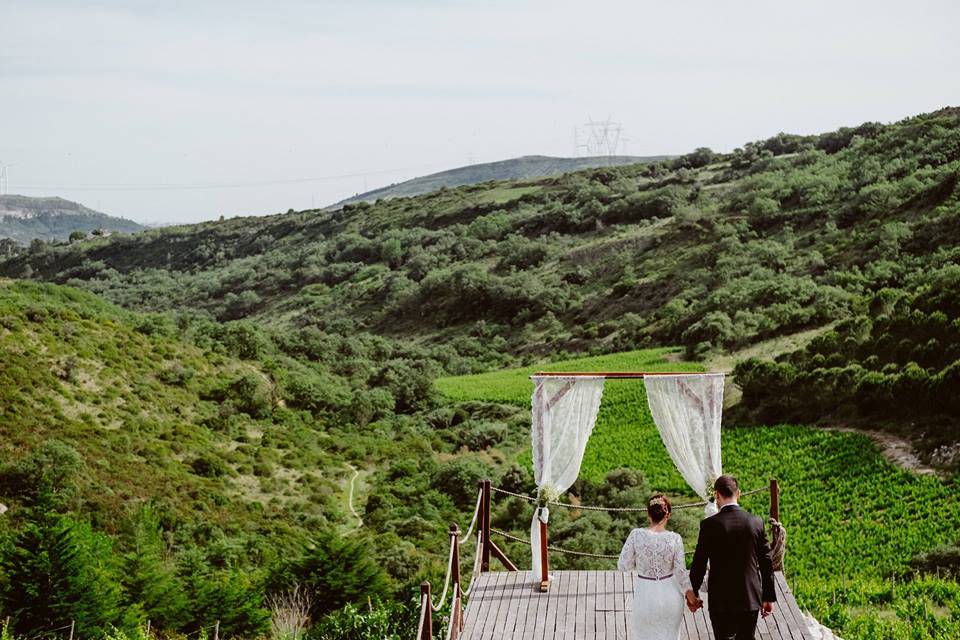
<box><xmin>709</xmin><ymin>610</ymin><xmax>759</xmax><ymax>640</ymax></box>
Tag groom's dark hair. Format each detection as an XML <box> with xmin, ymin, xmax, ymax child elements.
<box><xmin>714</xmin><ymin>475</ymin><xmax>739</xmax><ymax>499</ymax></box>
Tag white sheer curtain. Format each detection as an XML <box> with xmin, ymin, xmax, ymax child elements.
<box><xmin>644</xmin><ymin>373</ymin><xmax>725</xmax><ymax>517</ymax></box>
<box><xmin>529</xmin><ymin>375</ymin><xmax>604</xmax><ymax>581</ymax></box>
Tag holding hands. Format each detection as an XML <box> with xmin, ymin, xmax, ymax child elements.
<box><xmin>684</xmin><ymin>589</ymin><xmax>703</xmax><ymax>613</ymax></box>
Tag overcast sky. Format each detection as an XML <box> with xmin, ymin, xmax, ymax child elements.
<box><xmin>2</xmin><ymin>1</ymin><xmax>959</xmax><ymax>224</ymax></box>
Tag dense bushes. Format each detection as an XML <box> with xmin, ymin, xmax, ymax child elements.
<box><xmin>735</xmin><ymin>271</ymin><xmax>960</xmax><ymax>442</ymax></box>
<box><xmin>6</xmin><ymin>108</ymin><xmax>959</xmax><ymax>367</ymax></box>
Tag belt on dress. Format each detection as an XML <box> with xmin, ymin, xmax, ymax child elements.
<box><xmin>637</xmin><ymin>574</ymin><xmax>673</xmax><ymax>581</ymax></box>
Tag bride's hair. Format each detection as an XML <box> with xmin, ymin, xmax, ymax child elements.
<box><xmin>647</xmin><ymin>494</ymin><xmax>671</xmax><ymax>523</ymax></box>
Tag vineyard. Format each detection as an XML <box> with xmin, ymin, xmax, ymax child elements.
<box><xmin>436</xmin><ymin>349</ymin><xmax>960</xmax><ymax>639</ymax></box>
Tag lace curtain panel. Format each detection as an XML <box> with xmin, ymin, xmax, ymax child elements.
<box><xmin>644</xmin><ymin>373</ymin><xmax>725</xmax><ymax>517</ymax></box>
<box><xmin>529</xmin><ymin>375</ymin><xmax>604</xmax><ymax>581</ymax></box>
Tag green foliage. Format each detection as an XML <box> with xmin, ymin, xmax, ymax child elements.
<box><xmin>0</xmin><ymin>440</ymin><xmax>84</xmax><ymax>511</ymax></box>
<box><xmin>308</xmin><ymin>599</ymin><xmax>419</xmax><ymax>640</ymax></box>
<box><xmin>735</xmin><ymin>268</ymin><xmax>960</xmax><ymax>445</ymax></box>
<box><xmin>204</xmin><ymin>372</ymin><xmax>273</xmax><ymax>419</ymax></box>
<box><xmin>268</xmin><ymin>532</ymin><xmax>391</xmax><ymax>619</ymax></box>
<box><xmin>119</xmin><ymin>508</ymin><xmax>191</xmax><ymax>630</ymax></box>
<box><xmin>0</xmin><ymin>515</ymin><xmax>122</xmax><ymax>637</ymax></box>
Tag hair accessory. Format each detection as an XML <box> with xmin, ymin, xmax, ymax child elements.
<box><xmin>649</xmin><ymin>496</ymin><xmax>669</xmax><ymax>511</ymax></box>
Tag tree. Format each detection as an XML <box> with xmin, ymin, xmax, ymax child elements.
<box><xmin>120</xmin><ymin>508</ymin><xmax>190</xmax><ymax>629</ymax></box>
<box><xmin>268</xmin><ymin>532</ymin><xmax>390</xmax><ymax>619</ymax></box>
<box><xmin>0</xmin><ymin>440</ymin><xmax>84</xmax><ymax>512</ymax></box>
<box><xmin>68</xmin><ymin>230</ymin><xmax>87</xmax><ymax>243</ymax></box>
<box><xmin>0</xmin><ymin>515</ymin><xmax>121</xmax><ymax>637</ymax></box>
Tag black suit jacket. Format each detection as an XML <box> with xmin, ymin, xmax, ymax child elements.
<box><xmin>689</xmin><ymin>504</ymin><xmax>776</xmax><ymax>612</ymax></box>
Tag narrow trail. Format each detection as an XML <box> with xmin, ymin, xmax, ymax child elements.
<box><xmin>826</xmin><ymin>426</ymin><xmax>937</xmax><ymax>476</ymax></box>
<box><xmin>345</xmin><ymin>463</ymin><xmax>363</xmax><ymax>528</ymax></box>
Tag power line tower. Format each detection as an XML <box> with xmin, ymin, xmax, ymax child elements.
<box><xmin>0</xmin><ymin>162</ymin><xmax>8</xmax><ymax>195</ymax></box>
<box><xmin>573</xmin><ymin>118</ymin><xmax>625</xmax><ymax>160</ymax></box>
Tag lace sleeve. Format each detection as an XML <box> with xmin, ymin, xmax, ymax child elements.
<box><xmin>674</xmin><ymin>533</ymin><xmax>692</xmax><ymax>593</ymax></box>
<box><xmin>617</xmin><ymin>530</ymin><xmax>637</xmax><ymax>572</ymax></box>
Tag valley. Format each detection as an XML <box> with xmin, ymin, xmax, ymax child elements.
<box><xmin>1</xmin><ymin>108</ymin><xmax>959</xmax><ymax>639</ymax></box>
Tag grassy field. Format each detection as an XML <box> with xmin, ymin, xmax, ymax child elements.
<box><xmin>436</xmin><ymin>348</ymin><xmax>960</xmax><ymax>637</ymax></box>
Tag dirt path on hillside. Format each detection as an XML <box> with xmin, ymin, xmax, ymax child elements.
<box><xmin>345</xmin><ymin>463</ymin><xmax>364</xmax><ymax>528</ymax></box>
<box><xmin>825</xmin><ymin>426</ymin><xmax>937</xmax><ymax>475</ymax></box>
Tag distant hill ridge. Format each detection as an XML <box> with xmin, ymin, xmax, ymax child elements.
<box><xmin>331</xmin><ymin>154</ymin><xmax>670</xmax><ymax>207</ymax></box>
<box><xmin>0</xmin><ymin>194</ymin><xmax>145</xmax><ymax>244</ymax></box>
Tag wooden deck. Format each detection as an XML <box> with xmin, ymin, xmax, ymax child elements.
<box><xmin>460</xmin><ymin>571</ymin><xmax>813</xmax><ymax>640</ymax></box>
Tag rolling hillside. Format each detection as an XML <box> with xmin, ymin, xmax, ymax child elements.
<box><xmin>329</xmin><ymin>154</ymin><xmax>669</xmax><ymax>206</ymax></box>
<box><xmin>0</xmin><ymin>195</ymin><xmax>145</xmax><ymax>244</ymax></box>
<box><xmin>1</xmin><ymin>108</ymin><xmax>959</xmax><ymax>640</ymax></box>
<box><xmin>2</xmin><ymin>108</ymin><xmax>957</xmax><ymax>444</ymax></box>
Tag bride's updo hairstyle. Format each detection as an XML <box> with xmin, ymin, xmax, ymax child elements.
<box><xmin>647</xmin><ymin>494</ymin><xmax>672</xmax><ymax>523</ymax></box>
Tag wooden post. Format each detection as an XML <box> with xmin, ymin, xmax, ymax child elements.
<box><xmin>479</xmin><ymin>480</ymin><xmax>491</xmax><ymax>572</ymax></box>
<box><xmin>419</xmin><ymin>582</ymin><xmax>433</xmax><ymax>640</ymax></box>
<box><xmin>539</xmin><ymin>519</ymin><xmax>549</xmax><ymax>592</ymax></box>
<box><xmin>450</xmin><ymin>523</ymin><xmax>461</xmax><ymax>590</ymax></box>
<box><xmin>68</xmin><ymin>620</ymin><xmax>74</xmax><ymax>640</ymax></box>
<box><xmin>769</xmin><ymin>478</ymin><xmax>780</xmax><ymax>522</ymax></box>
<box><xmin>449</xmin><ymin>523</ymin><xmax>462</xmax><ymax>637</ymax></box>
<box><xmin>213</xmin><ymin>620</ymin><xmax>219</xmax><ymax>640</ymax></box>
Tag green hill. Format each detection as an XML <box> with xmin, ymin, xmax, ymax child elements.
<box><xmin>329</xmin><ymin>154</ymin><xmax>670</xmax><ymax>207</ymax></box>
<box><xmin>0</xmin><ymin>280</ymin><xmax>458</xmax><ymax>637</ymax></box>
<box><xmin>0</xmin><ymin>195</ymin><xmax>145</xmax><ymax>245</ymax></box>
<box><xmin>2</xmin><ymin>108</ymin><xmax>958</xmax><ymax>442</ymax></box>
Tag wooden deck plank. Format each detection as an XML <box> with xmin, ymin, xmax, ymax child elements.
<box><xmin>617</xmin><ymin>572</ymin><xmax>633</xmax><ymax>640</ymax></box>
<box><xmin>603</xmin><ymin>570</ymin><xmax>616</xmax><ymax>639</ymax></box>
<box><xmin>512</xmin><ymin>574</ymin><xmax>533</xmax><ymax>640</ymax></box>
<box><xmin>777</xmin><ymin>573</ymin><xmax>813</xmax><ymax>640</ymax></box>
<box><xmin>500</xmin><ymin>573</ymin><xmax>523</xmax><ymax>639</ymax></box>
<box><xmin>766</xmin><ymin>583</ymin><xmax>793</xmax><ymax>640</ymax></box>
<box><xmin>482</xmin><ymin>571</ymin><xmax>506</xmax><ymax>640</ymax></box>
<box><xmin>545</xmin><ymin>571</ymin><xmax>562</xmax><ymax>639</ymax></box>
<box><xmin>463</xmin><ymin>572</ymin><xmax>493</xmax><ymax>640</ymax></box>
<box><xmin>574</xmin><ymin>570</ymin><xmax>586</xmax><ymax>637</ymax></box>
<box><xmin>585</xmin><ymin>571</ymin><xmax>597</xmax><ymax>638</ymax></box>
<box><xmin>470</xmin><ymin>571</ymin><xmax>493</xmax><ymax>640</ymax></box>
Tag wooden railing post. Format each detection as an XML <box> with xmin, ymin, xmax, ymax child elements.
<box><xmin>450</xmin><ymin>523</ymin><xmax>461</xmax><ymax>590</ymax></box>
<box><xmin>479</xmin><ymin>480</ymin><xmax>491</xmax><ymax>572</ymax></box>
<box><xmin>539</xmin><ymin>518</ymin><xmax>549</xmax><ymax>592</ymax></box>
<box><xmin>770</xmin><ymin>478</ymin><xmax>780</xmax><ymax>521</ymax></box>
<box><xmin>419</xmin><ymin>582</ymin><xmax>432</xmax><ymax>640</ymax></box>
<box><xmin>449</xmin><ymin>523</ymin><xmax>462</xmax><ymax>639</ymax></box>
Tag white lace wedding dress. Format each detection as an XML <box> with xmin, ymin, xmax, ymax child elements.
<box><xmin>618</xmin><ymin>528</ymin><xmax>691</xmax><ymax>640</ymax></box>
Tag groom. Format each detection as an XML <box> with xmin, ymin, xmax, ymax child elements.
<box><xmin>685</xmin><ymin>475</ymin><xmax>777</xmax><ymax>640</ymax></box>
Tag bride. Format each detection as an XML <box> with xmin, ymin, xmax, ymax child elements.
<box><xmin>617</xmin><ymin>494</ymin><xmax>698</xmax><ymax>639</ymax></box>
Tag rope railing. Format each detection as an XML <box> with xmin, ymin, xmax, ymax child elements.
<box><xmin>488</xmin><ymin>485</ymin><xmax>776</xmax><ymax>562</ymax></box>
<box><xmin>460</xmin><ymin>489</ymin><xmax>483</xmax><ymax>541</ymax></box>
<box><xmin>430</xmin><ymin>539</ymin><xmax>456</xmax><ymax>611</ymax></box>
<box><xmin>429</xmin><ymin>488</ymin><xmax>484</xmax><ymax>612</ymax></box>
<box><xmin>461</xmin><ymin>531</ymin><xmax>483</xmax><ymax>597</ymax></box>
<box><xmin>491</xmin><ymin>528</ymin><xmax>622</xmax><ymax>559</ymax></box>
<box><xmin>490</xmin><ymin>485</ymin><xmax>769</xmax><ymax>512</ymax></box>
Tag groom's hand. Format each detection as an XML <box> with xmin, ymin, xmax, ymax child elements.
<box><xmin>762</xmin><ymin>602</ymin><xmax>775</xmax><ymax>618</ymax></box>
<box><xmin>685</xmin><ymin>590</ymin><xmax>700</xmax><ymax>612</ymax></box>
